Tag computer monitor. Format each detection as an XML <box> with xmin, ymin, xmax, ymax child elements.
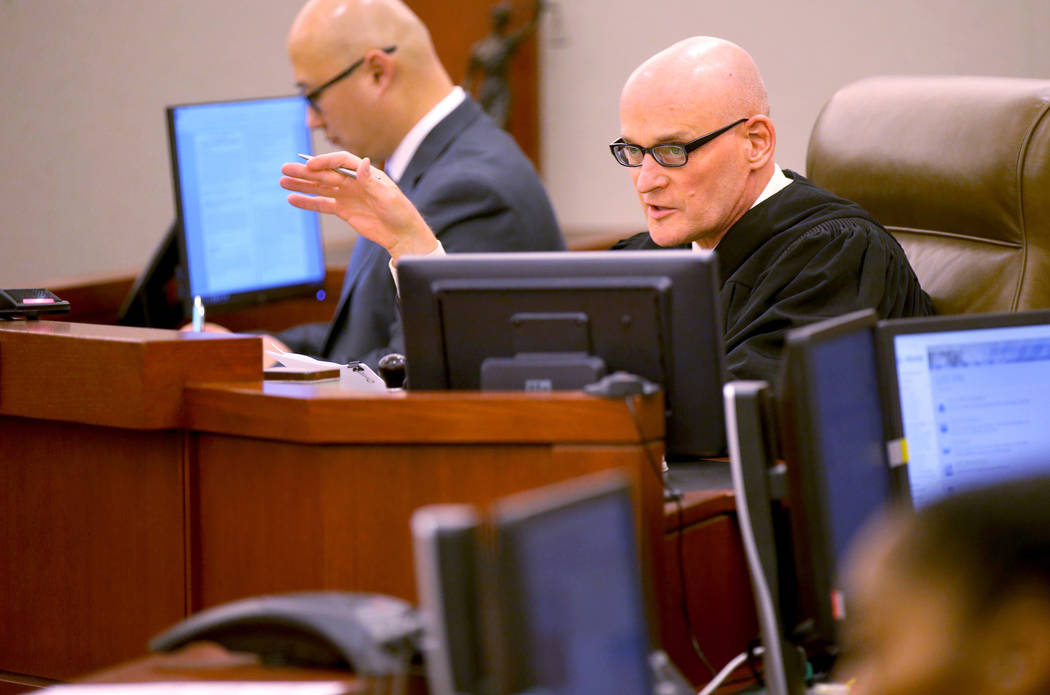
<box><xmin>490</xmin><ymin>471</ymin><xmax>654</xmax><ymax>695</ymax></box>
<box><xmin>876</xmin><ymin>309</ymin><xmax>1050</xmax><ymax>508</ymax></box>
<box><xmin>724</xmin><ymin>380</ymin><xmax>806</xmax><ymax>695</ymax></box>
<box><xmin>410</xmin><ymin>504</ymin><xmax>488</xmax><ymax>695</ymax></box>
<box><xmin>396</xmin><ymin>250</ymin><xmax>728</xmax><ymax>459</ymax></box>
<box><xmin>117</xmin><ymin>222</ymin><xmax>184</xmax><ymax>327</ymax></box>
<box><xmin>778</xmin><ymin>309</ymin><xmax>895</xmax><ymax>662</ymax></box>
<box><xmin>166</xmin><ymin>95</ymin><xmax>325</xmax><ymax>315</ymax></box>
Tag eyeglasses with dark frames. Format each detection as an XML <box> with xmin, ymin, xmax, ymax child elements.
<box><xmin>609</xmin><ymin>117</ymin><xmax>749</xmax><ymax>167</ymax></box>
<box><xmin>301</xmin><ymin>45</ymin><xmax>397</xmax><ymax>112</ymax></box>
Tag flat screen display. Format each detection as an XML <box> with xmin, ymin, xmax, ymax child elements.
<box><xmin>780</xmin><ymin>309</ymin><xmax>894</xmax><ymax>649</ymax></box>
<box><xmin>878</xmin><ymin>310</ymin><xmax>1050</xmax><ymax>507</ymax></box>
<box><xmin>167</xmin><ymin>95</ymin><xmax>325</xmax><ymax>311</ymax></box>
<box><xmin>492</xmin><ymin>473</ymin><xmax>653</xmax><ymax>695</ymax></box>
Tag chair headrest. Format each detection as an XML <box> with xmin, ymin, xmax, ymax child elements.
<box><xmin>807</xmin><ymin>75</ymin><xmax>1050</xmax><ymax>249</ymax></box>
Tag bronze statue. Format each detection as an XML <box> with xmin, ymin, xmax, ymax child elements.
<box><xmin>463</xmin><ymin>0</ymin><xmax>545</xmax><ymax>129</ymax></box>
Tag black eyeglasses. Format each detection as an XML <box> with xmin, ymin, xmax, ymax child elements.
<box><xmin>301</xmin><ymin>45</ymin><xmax>397</xmax><ymax>112</ymax></box>
<box><xmin>609</xmin><ymin>117</ymin><xmax>749</xmax><ymax>167</ymax></box>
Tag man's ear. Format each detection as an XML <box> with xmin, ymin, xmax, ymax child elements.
<box><xmin>365</xmin><ymin>48</ymin><xmax>396</xmax><ymax>91</ymax></box>
<box><xmin>981</xmin><ymin>596</ymin><xmax>1050</xmax><ymax>695</ymax></box>
<box><xmin>744</xmin><ymin>115</ymin><xmax>775</xmax><ymax>170</ymax></box>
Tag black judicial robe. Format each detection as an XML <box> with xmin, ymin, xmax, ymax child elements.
<box><xmin>612</xmin><ymin>170</ymin><xmax>935</xmax><ymax>385</ymax></box>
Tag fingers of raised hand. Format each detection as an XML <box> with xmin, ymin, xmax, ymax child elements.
<box><xmin>280</xmin><ymin>162</ymin><xmax>346</xmax><ymax>187</ymax></box>
<box><xmin>280</xmin><ymin>174</ymin><xmax>341</xmax><ymax>198</ymax></box>
<box><xmin>286</xmin><ymin>192</ymin><xmax>339</xmax><ymax>215</ymax></box>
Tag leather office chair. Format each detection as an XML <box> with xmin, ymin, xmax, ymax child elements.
<box><xmin>806</xmin><ymin>76</ymin><xmax>1050</xmax><ymax>314</ymax></box>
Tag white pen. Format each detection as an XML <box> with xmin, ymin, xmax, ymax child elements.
<box><xmin>297</xmin><ymin>153</ymin><xmax>357</xmax><ymax>179</ymax></box>
<box><xmin>191</xmin><ymin>295</ymin><xmax>205</xmax><ymax>332</ymax></box>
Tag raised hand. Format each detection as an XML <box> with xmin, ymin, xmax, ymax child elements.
<box><xmin>280</xmin><ymin>152</ymin><xmax>439</xmax><ymax>263</ymax></box>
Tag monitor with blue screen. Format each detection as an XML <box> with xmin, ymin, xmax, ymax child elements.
<box><xmin>778</xmin><ymin>309</ymin><xmax>895</xmax><ymax>663</ymax></box>
<box><xmin>167</xmin><ymin>95</ymin><xmax>325</xmax><ymax>314</ymax></box>
<box><xmin>411</xmin><ymin>472</ymin><xmax>692</xmax><ymax>695</ymax></box>
<box><xmin>491</xmin><ymin>472</ymin><xmax>654</xmax><ymax>695</ymax></box>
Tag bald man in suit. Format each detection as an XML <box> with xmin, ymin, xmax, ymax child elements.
<box><xmin>207</xmin><ymin>0</ymin><xmax>563</xmax><ymax>368</ymax></box>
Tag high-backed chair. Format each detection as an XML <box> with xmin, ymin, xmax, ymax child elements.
<box><xmin>806</xmin><ymin>76</ymin><xmax>1050</xmax><ymax>314</ymax></box>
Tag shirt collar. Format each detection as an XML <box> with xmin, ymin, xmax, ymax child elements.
<box><xmin>384</xmin><ymin>86</ymin><xmax>466</xmax><ymax>183</ymax></box>
<box><xmin>692</xmin><ymin>164</ymin><xmax>792</xmax><ymax>252</ymax></box>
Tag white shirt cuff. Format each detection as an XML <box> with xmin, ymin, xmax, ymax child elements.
<box><xmin>389</xmin><ymin>241</ymin><xmax>446</xmax><ymax>294</ymax></box>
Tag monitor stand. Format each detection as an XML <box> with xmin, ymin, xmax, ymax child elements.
<box><xmin>117</xmin><ymin>222</ymin><xmax>185</xmax><ymax>328</ymax></box>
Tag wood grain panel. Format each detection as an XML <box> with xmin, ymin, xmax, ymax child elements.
<box><xmin>184</xmin><ymin>382</ymin><xmax>664</xmax><ymax>445</ymax></box>
<box><xmin>189</xmin><ymin>433</ymin><xmax>660</xmax><ymax>611</ymax></box>
<box><xmin>0</xmin><ymin>417</ymin><xmax>187</xmax><ymax>680</ymax></box>
<box><xmin>0</xmin><ymin>322</ymin><xmax>261</xmax><ymax>428</ymax></box>
<box><xmin>660</xmin><ymin>504</ymin><xmax>759</xmax><ymax>688</ymax></box>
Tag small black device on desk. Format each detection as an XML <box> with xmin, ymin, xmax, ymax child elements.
<box><xmin>0</xmin><ymin>288</ymin><xmax>70</xmax><ymax>319</ymax></box>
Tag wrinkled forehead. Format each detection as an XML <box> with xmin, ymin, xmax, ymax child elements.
<box><xmin>619</xmin><ymin>72</ymin><xmax>723</xmax><ymax>143</ymax></box>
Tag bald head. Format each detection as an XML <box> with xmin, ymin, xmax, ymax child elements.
<box><xmin>623</xmin><ymin>37</ymin><xmax>768</xmax><ymax>123</ymax></box>
<box><xmin>289</xmin><ymin>0</ymin><xmax>436</xmax><ymax>73</ymax></box>
<box><xmin>618</xmin><ymin>37</ymin><xmax>776</xmax><ymax>249</ymax></box>
<box><xmin>288</xmin><ymin>0</ymin><xmax>454</xmax><ymax>160</ymax></box>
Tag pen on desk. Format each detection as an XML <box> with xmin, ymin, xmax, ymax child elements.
<box><xmin>191</xmin><ymin>295</ymin><xmax>205</xmax><ymax>332</ymax></box>
<box><xmin>297</xmin><ymin>153</ymin><xmax>357</xmax><ymax>179</ymax></box>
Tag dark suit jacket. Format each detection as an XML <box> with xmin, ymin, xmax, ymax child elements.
<box><xmin>277</xmin><ymin>96</ymin><xmax>564</xmax><ymax>368</ymax></box>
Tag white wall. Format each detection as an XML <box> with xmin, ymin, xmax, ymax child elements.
<box><xmin>3</xmin><ymin>0</ymin><xmax>1050</xmax><ymax>287</ymax></box>
<box><xmin>0</xmin><ymin>0</ymin><xmax>322</xmax><ymax>287</ymax></box>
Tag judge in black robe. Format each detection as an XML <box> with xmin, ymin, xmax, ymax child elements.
<box><xmin>613</xmin><ymin>170</ymin><xmax>935</xmax><ymax>385</ymax></box>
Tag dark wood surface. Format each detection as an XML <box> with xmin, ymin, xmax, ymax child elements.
<box><xmin>184</xmin><ymin>380</ymin><xmax>663</xmax><ymax>445</ymax></box>
<box><xmin>0</xmin><ymin>321</ymin><xmax>671</xmax><ymax>685</ymax></box>
<box><xmin>77</xmin><ymin>643</ymin><xmax>369</xmax><ymax>690</ymax></box>
<box><xmin>188</xmin><ymin>435</ymin><xmax>663</xmax><ymax>611</ymax></box>
<box><xmin>0</xmin><ymin>416</ymin><xmax>188</xmax><ymax>680</ymax></box>
<box><xmin>0</xmin><ymin>321</ymin><xmax>260</xmax><ymax>428</ymax></box>
<box><xmin>661</xmin><ymin>490</ymin><xmax>759</xmax><ymax>686</ymax></box>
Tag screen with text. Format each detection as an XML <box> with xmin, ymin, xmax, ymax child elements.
<box><xmin>169</xmin><ymin>96</ymin><xmax>324</xmax><ymax>306</ymax></box>
<box><xmin>893</xmin><ymin>324</ymin><xmax>1050</xmax><ymax>506</ymax></box>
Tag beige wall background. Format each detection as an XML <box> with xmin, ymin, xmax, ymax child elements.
<box><xmin>3</xmin><ymin>0</ymin><xmax>1050</xmax><ymax>288</ymax></box>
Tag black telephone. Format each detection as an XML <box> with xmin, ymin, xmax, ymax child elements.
<box><xmin>0</xmin><ymin>288</ymin><xmax>70</xmax><ymax>319</ymax></box>
<box><xmin>150</xmin><ymin>591</ymin><xmax>422</xmax><ymax>676</ymax></box>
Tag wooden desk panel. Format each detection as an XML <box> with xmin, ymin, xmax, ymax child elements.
<box><xmin>0</xmin><ymin>417</ymin><xmax>187</xmax><ymax>680</ymax></box>
<box><xmin>188</xmin><ymin>433</ymin><xmax>664</xmax><ymax>612</ymax></box>
<box><xmin>0</xmin><ymin>320</ymin><xmax>673</xmax><ymax>684</ymax></box>
<box><xmin>183</xmin><ymin>381</ymin><xmax>664</xmax><ymax>445</ymax></box>
<box><xmin>0</xmin><ymin>322</ymin><xmax>260</xmax><ymax>428</ymax></box>
<box><xmin>660</xmin><ymin>491</ymin><xmax>759</xmax><ymax>687</ymax></box>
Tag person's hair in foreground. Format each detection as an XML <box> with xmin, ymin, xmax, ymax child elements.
<box><xmin>840</xmin><ymin>474</ymin><xmax>1050</xmax><ymax>695</ymax></box>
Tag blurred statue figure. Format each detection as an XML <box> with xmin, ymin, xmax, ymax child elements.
<box><xmin>463</xmin><ymin>0</ymin><xmax>544</xmax><ymax>128</ymax></box>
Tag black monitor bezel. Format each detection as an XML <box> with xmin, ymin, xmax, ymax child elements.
<box><xmin>489</xmin><ymin>470</ymin><xmax>653</xmax><ymax>695</ymax></box>
<box><xmin>410</xmin><ymin>504</ymin><xmax>488</xmax><ymax>695</ymax></box>
<box><xmin>874</xmin><ymin>308</ymin><xmax>1050</xmax><ymax>442</ymax></box>
<box><xmin>397</xmin><ymin>250</ymin><xmax>728</xmax><ymax>459</ymax></box>
<box><xmin>165</xmin><ymin>94</ymin><xmax>325</xmax><ymax>315</ymax></box>
<box><xmin>778</xmin><ymin>308</ymin><xmax>893</xmax><ymax>653</ymax></box>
